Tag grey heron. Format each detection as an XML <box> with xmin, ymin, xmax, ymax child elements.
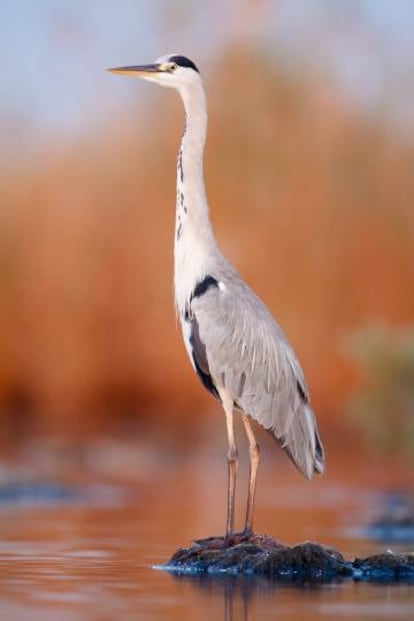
<box><xmin>108</xmin><ymin>54</ymin><xmax>325</xmax><ymax>542</ymax></box>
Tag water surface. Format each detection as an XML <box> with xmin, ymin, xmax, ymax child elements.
<box><xmin>0</xmin><ymin>447</ymin><xmax>413</xmax><ymax>620</ymax></box>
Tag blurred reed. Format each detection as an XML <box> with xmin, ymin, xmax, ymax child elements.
<box><xmin>0</xmin><ymin>46</ymin><xmax>413</xmax><ymax>444</ymax></box>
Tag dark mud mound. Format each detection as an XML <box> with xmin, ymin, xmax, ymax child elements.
<box><xmin>353</xmin><ymin>552</ymin><xmax>414</xmax><ymax>582</ymax></box>
<box><xmin>163</xmin><ymin>533</ymin><xmax>414</xmax><ymax>582</ymax></box>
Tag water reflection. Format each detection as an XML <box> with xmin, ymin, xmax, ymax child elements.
<box><xmin>171</xmin><ymin>573</ymin><xmax>332</xmax><ymax>621</ymax></box>
<box><xmin>199</xmin><ymin>576</ymin><xmax>253</xmax><ymax>621</ymax></box>
<box><xmin>169</xmin><ymin>570</ymin><xmax>414</xmax><ymax>621</ymax></box>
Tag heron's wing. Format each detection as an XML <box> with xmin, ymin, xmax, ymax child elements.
<box><xmin>191</xmin><ymin>277</ymin><xmax>324</xmax><ymax>478</ymax></box>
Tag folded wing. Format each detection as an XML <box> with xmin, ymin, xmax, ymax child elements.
<box><xmin>190</xmin><ymin>275</ymin><xmax>324</xmax><ymax>479</ymax></box>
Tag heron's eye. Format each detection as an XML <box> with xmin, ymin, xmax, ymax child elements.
<box><xmin>169</xmin><ymin>62</ymin><xmax>178</xmax><ymax>72</ymax></box>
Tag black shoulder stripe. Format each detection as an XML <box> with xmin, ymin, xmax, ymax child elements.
<box><xmin>192</xmin><ymin>275</ymin><xmax>219</xmax><ymax>300</ymax></box>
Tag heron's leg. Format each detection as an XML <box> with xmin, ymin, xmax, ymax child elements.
<box><xmin>242</xmin><ymin>414</ymin><xmax>260</xmax><ymax>536</ymax></box>
<box><xmin>223</xmin><ymin>401</ymin><xmax>238</xmax><ymax>541</ymax></box>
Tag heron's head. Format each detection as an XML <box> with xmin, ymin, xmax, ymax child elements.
<box><xmin>107</xmin><ymin>54</ymin><xmax>200</xmax><ymax>91</ymax></box>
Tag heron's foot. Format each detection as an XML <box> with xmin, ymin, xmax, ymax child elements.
<box><xmin>194</xmin><ymin>531</ymin><xmax>255</xmax><ymax>550</ymax></box>
<box><xmin>222</xmin><ymin>529</ymin><xmax>255</xmax><ymax>548</ymax></box>
<box><xmin>194</xmin><ymin>535</ymin><xmax>224</xmax><ymax>548</ymax></box>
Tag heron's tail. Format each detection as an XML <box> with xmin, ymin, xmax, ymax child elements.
<box><xmin>313</xmin><ymin>419</ymin><xmax>325</xmax><ymax>475</ymax></box>
<box><xmin>271</xmin><ymin>404</ymin><xmax>325</xmax><ymax>480</ymax></box>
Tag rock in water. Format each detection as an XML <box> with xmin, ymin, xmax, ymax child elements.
<box><xmin>353</xmin><ymin>551</ymin><xmax>414</xmax><ymax>581</ymax></box>
<box><xmin>165</xmin><ymin>533</ymin><xmax>353</xmax><ymax>579</ymax></box>
<box><xmin>162</xmin><ymin>533</ymin><xmax>414</xmax><ymax>582</ymax></box>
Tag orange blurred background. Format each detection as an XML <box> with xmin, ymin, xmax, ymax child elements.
<box><xmin>0</xmin><ymin>2</ymin><xmax>413</xmax><ymax>466</ymax></box>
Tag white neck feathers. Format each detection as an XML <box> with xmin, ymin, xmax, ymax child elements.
<box><xmin>174</xmin><ymin>80</ymin><xmax>218</xmax><ymax>314</ymax></box>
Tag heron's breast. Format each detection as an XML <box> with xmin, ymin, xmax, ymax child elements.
<box><xmin>174</xmin><ymin>231</ymin><xmax>212</xmax><ymax>313</ymax></box>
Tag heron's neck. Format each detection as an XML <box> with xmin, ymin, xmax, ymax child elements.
<box><xmin>174</xmin><ymin>82</ymin><xmax>218</xmax><ymax>312</ymax></box>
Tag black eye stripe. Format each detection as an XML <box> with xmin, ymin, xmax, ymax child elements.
<box><xmin>168</xmin><ymin>55</ymin><xmax>199</xmax><ymax>73</ymax></box>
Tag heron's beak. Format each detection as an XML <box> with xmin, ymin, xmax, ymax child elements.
<box><xmin>107</xmin><ymin>63</ymin><xmax>165</xmax><ymax>77</ymax></box>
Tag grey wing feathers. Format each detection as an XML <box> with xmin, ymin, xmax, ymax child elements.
<box><xmin>190</xmin><ymin>275</ymin><xmax>325</xmax><ymax>479</ymax></box>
